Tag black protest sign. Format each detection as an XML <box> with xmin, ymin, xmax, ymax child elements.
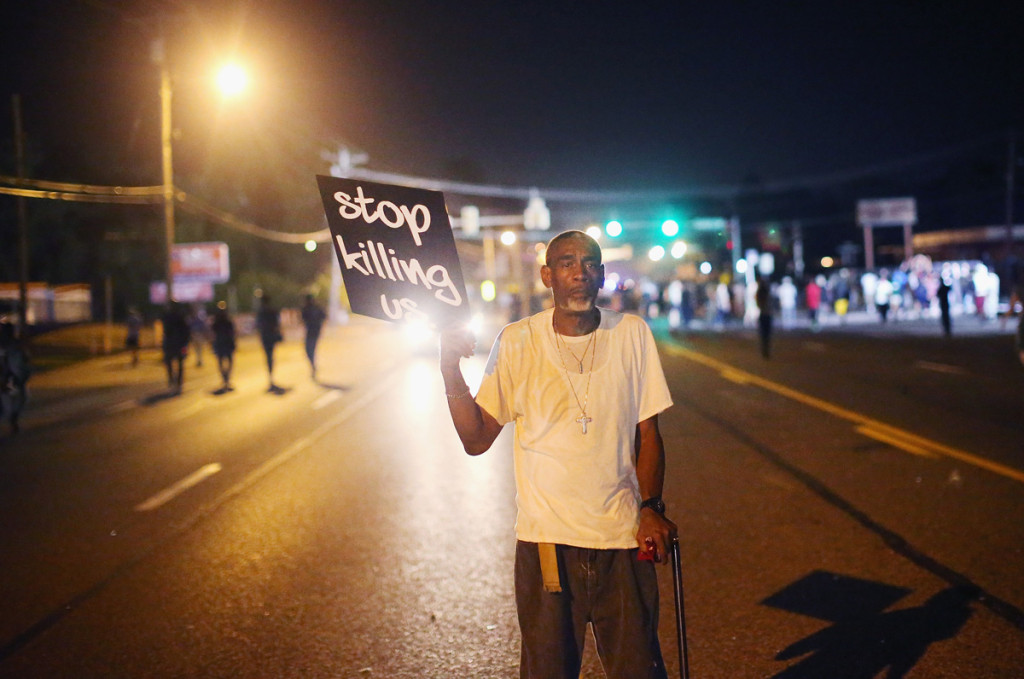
<box><xmin>316</xmin><ymin>176</ymin><xmax>469</xmax><ymax>325</ymax></box>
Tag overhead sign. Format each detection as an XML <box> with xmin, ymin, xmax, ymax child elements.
<box><xmin>857</xmin><ymin>198</ymin><xmax>917</xmax><ymax>226</ymax></box>
<box><xmin>172</xmin><ymin>242</ymin><xmax>230</xmax><ymax>283</ymax></box>
<box><xmin>316</xmin><ymin>176</ymin><xmax>469</xmax><ymax>326</ymax></box>
<box><xmin>689</xmin><ymin>217</ymin><xmax>728</xmax><ymax>231</ymax></box>
<box><xmin>149</xmin><ymin>280</ymin><xmax>214</xmax><ymax>305</ymax></box>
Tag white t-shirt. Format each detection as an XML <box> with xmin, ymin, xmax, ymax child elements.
<box><xmin>475</xmin><ymin>307</ymin><xmax>673</xmax><ymax>549</ymax></box>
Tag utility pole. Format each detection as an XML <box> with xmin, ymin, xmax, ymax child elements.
<box><xmin>156</xmin><ymin>39</ymin><xmax>176</xmax><ymax>304</ymax></box>
<box><xmin>12</xmin><ymin>94</ymin><xmax>30</xmax><ymax>335</ymax></box>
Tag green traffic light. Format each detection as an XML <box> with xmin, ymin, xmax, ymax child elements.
<box><xmin>661</xmin><ymin>219</ymin><xmax>679</xmax><ymax>237</ymax></box>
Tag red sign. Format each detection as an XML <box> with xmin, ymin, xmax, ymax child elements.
<box><xmin>149</xmin><ymin>280</ymin><xmax>215</xmax><ymax>305</ymax></box>
<box><xmin>172</xmin><ymin>242</ymin><xmax>230</xmax><ymax>283</ymax></box>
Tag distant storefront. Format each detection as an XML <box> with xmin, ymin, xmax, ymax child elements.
<box><xmin>0</xmin><ymin>283</ymin><xmax>92</xmax><ymax>324</ymax></box>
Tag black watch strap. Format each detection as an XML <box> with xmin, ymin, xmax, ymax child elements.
<box><xmin>640</xmin><ymin>496</ymin><xmax>665</xmax><ymax>514</ymax></box>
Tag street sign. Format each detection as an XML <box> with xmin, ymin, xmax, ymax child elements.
<box><xmin>856</xmin><ymin>198</ymin><xmax>917</xmax><ymax>226</ymax></box>
<box><xmin>172</xmin><ymin>242</ymin><xmax>230</xmax><ymax>283</ymax></box>
<box><xmin>316</xmin><ymin>175</ymin><xmax>469</xmax><ymax>326</ymax></box>
<box><xmin>149</xmin><ymin>280</ymin><xmax>214</xmax><ymax>305</ymax></box>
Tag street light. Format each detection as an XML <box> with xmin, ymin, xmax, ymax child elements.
<box><xmin>152</xmin><ymin>38</ymin><xmax>247</xmax><ymax>303</ymax></box>
<box><xmin>153</xmin><ymin>37</ymin><xmax>175</xmax><ymax>302</ymax></box>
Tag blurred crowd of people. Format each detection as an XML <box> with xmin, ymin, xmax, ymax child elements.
<box><xmin>617</xmin><ymin>258</ymin><xmax>1021</xmax><ymax>336</ymax></box>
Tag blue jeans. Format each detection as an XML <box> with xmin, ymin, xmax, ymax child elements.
<box><xmin>514</xmin><ymin>541</ymin><xmax>667</xmax><ymax>679</ymax></box>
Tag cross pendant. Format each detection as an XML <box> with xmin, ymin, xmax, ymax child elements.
<box><xmin>576</xmin><ymin>413</ymin><xmax>592</xmax><ymax>434</ymax></box>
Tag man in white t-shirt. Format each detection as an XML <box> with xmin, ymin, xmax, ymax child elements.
<box><xmin>440</xmin><ymin>230</ymin><xmax>676</xmax><ymax>679</ymax></box>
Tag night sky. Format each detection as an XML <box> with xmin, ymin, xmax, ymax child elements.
<box><xmin>2</xmin><ymin>1</ymin><xmax>1023</xmax><ymax>201</ymax></box>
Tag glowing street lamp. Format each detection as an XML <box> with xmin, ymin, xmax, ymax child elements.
<box><xmin>216</xmin><ymin>63</ymin><xmax>248</xmax><ymax>96</ymax></box>
<box><xmin>153</xmin><ymin>37</ymin><xmax>247</xmax><ymax>302</ymax></box>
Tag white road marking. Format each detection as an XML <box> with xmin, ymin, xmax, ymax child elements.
<box><xmin>312</xmin><ymin>390</ymin><xmax>342</xmax><ymax>410</ymax></box>
<box><xmin>914</xmin><ymin>360</ymin><xmax>968</xmax><ymax>375</ymax></box>
<box><xmin>207</xmin><ymin>371</ymin><xmax>403</xmax><ymax>511</ymax></box>
<box><xmin>167</xmin><ymin>400</ymin><xmax>206</xmax><ymax>422</ymax></box>
<box><xmin>135</xmin><ymin>463</ymin><xmax>223</xmax><ymax>512</ymax></box>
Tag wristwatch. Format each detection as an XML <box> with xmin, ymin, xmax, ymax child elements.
<box><xmin>639</xmin><ymin>496</ymin><xmax>666</xmax><ymax>514</ymax></box>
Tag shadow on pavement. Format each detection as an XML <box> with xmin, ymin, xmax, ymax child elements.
<box><xmin>139</xmin><ymin>390</ymin><xmax>180</xmax><ymax>405</ymax></box>
<box><xmin>763</xmin><ymin>570</ymin><xmax>973</xmax><ymax>678</ymax></box>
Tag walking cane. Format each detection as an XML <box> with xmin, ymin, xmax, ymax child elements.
<box><xmin>670</xmin><ymin>537</ymin><xmax>691</xmax><ymax>679</ymax></box>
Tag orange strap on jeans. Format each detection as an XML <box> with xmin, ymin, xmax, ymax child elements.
<box><xmin>538</xmin><ymin>543</ymin><xmax>561</xmax><ymax>593</ymax></box>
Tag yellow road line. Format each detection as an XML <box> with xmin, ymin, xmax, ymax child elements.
<box><xmin>664</xmin><ymin>343</ymin><xmax>1024</xmax><ymax>484</ymax></box>
<box><xmin>855</xmin><ymin>425</ymin><xmax>938</xmax><ymax>458</ymax></box>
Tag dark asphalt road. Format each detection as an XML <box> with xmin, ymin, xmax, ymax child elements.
<box><xmin>0</xmin><ymin>313</ymin><xmax>1021</xmax><ymax>677</ymax></box>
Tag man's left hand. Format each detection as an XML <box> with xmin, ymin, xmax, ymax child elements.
<box><xmin>637</xmin><ymin>509</ymin><xmax>677</xmax><ymax>563</ymax></box>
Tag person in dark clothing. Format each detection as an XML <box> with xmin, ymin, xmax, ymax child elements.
<box><xmin>300</xmin><ymin>294</ymin><xmax>326</xmax><ymax>379</ymax></box>
<box><xmin>0</xmin><ymin>322</ymin><xmax>31</xmax><ymax>434</ymax></box>
<box><xmin>256</xmin><ymin>294</ymin><xmax>283</xmax><ymax>392</ymax></box>
<box><xmin>125</xmin><ymin>307</ymin><xmax>143</xmax><ymax>368</ymax></box>
<box><xmin>1016</xmin><ymin>313</ymin><xmax>1024</xmax><ymax>368</ymax></box>
<box><xmin>937</xmin><ymin>278</ymin><xmax>952</xmax><ymax>337</ymax></box>
<box><xmin>755</xmin><ymin>275</ymin><xmax>773</xmax><ymax>359</ymax></box>
<box><xmin>161</xmin><ymin>302</ymin><xmax>191</xmax><ymax>393</ymax></box>
<box><xmin>211</xmin><ymin>307</ymin><xmax>237</xmax><ymax>392</ymax></box>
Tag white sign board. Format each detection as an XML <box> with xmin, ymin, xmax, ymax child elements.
<box><xmin>857</xmin><ymin>198</ymin><xmax>917</xmax><ymax>226</ymax></box>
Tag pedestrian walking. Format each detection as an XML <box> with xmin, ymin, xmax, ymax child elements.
<box><xmin>211</xmin><ymin>306</ymin><xmax>236</xmax><ymax>392</ymax></box>
<box><xmin>0</xmin><ymin>322</ymin><xmax>31</xmax><ymax>435</ymax></box>
<box><xmin>938</xmin><ymin>277</ymin><xmax>952</xmax><ymax>337</ymax></box>
<box><xmin>125</xmin><ymin>307</ymin><xmax>143</xmax><ymax>367</ymax></box>
<box><xmin>189</xmin><ymin>305</ymin><xmax>209</xmax><ymax>367</ymax></box>
<box><xmin>440</xmin><ymin>230</ymin><xmax>677</xmax><ymax>679</ymax></box>
<box><xmin>256</xmin><ymin>294</ymin><xmax>283</xmax><ymax>393</ymax></box>
<box><xmin>715</xmin><ymin>277</ymin><xmax>732</xmax><ymax>327</ymax></box>
<box><xmin>755</xmin><ymin>275</ymin><xmax>773</xmax><ymax>359</ymax></box>
<box><xmin>161</xmin><ymin>302</ymin><xmax>190</xmax><ymax>393</ymax></box>
<box><xmin>1016</xmin><ymin>312</ymin><xmax>1024</xmax><ymax>368</ymax></box>
<box><xmin>300</xmin><ymin>294</ymin><xmax>326</xmax><ymax>379</ymax></box>
<box><xmin>875</xmin><ymin>272</ymin><xmax>894</xmax><ymax>323</ymax></box>
<box><xmin>777</xmin><ymin>276</ymin><xmax>798</xmax><ymax>330</ymax></box>
<box><xmin>805</xmin><ymin>277</ymin><xmax>822</xmax><ymax>331</ymax></box>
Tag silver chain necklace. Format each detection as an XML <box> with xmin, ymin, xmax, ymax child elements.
<box><xmin>553</xmin><ymin>320</ymin><xmax>598</xmax><ymax>434</ymax></box>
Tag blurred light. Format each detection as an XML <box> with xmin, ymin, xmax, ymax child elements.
<box><xmin>661</xmin><ymin>219</ymin><xmax>680</xmax><ymax>237</ymax></box>
<box><xmin>500</xmin><ymin>230</ymin><xmax>517</xmax><ymax>246</ymax></box>
<box><xmin>481</xmin><ymin>279</ymin><xmax>496</xmax><ymax>302</ymax></box>
<box><xmin>648</xmin><ymin>245</ymin><xmax>666</xmax><ymax>262</ymax></box>
<box><xmin>670</xmin><ymin>241</ymin><xmax>687</xmax><ymax>259</ymax></box>
<box><xmin>304</xmin><ymin>240</ymin><xmax>317</xmax><ymax>252</ymax></box>
<box><xmin>605</xmin><ymin>220</ymin><xmax>623</xmax><ymax>237</ymax></box>
<box><xmin>699</xmin><ymin>261</ymin><xmax>713</xmax><ymax>275</ymax></box>
<box><xmin>468</xmin><ymin>313</ymin><xmax>484</xmax><ymax>336</ymax></box>
<box><xmin>821</xmin><ymin>256</ymin><xmax>835</xmax><ymax>268</ymax></box>
<box><xmin>736</xmin><ymin>259</ymin><xmax>748</xmax><ymax>274</ymax></box>
<box><xmin>534</xmin><ymin>243</ymin><xmax>547</xmax><ymax>265</ymax></box>
<box><xmin>585</xmin><ymin>225</ymin><xmax>602</xmax><ymax>241</ymax></box>
<box><xmin>216</xmin><ymin>63</ymin><xmax>248</xmax><ymax>96</ymax></box>
<box><xmin>401</xmin><ymin>317</ymin><xmax>434</xmax><ymax>348</ymax></box>
<box><xmin>604</xmin><ymin>271</ymin><xmax>620</xmax><ymax>292</ymax></box>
